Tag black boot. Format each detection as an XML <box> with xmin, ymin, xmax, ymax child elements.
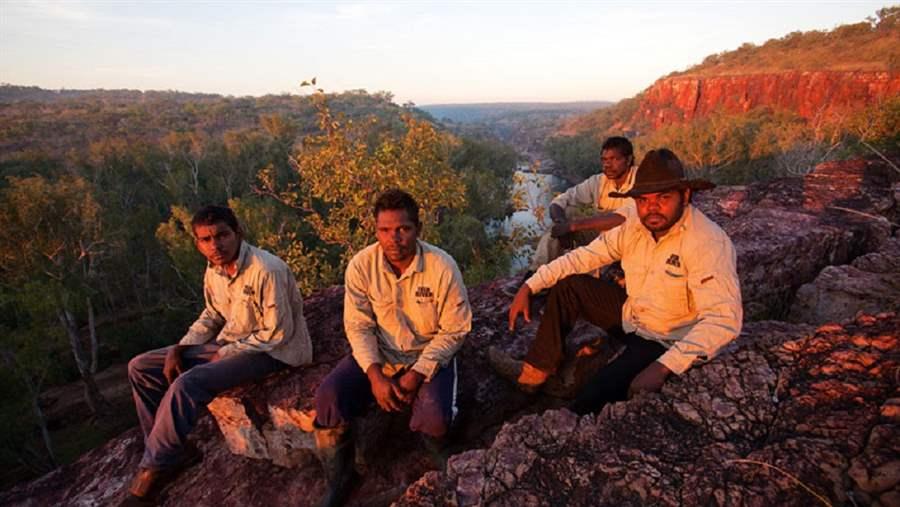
<box><xmin>421</xmin><ymin>434</ymin><xmax>450</xmax><ymax>471</ymax></box>
<box><xmin>314</xmin><ymin>424</ymin><xmax>358</xmax><ymax>507</ymax></box>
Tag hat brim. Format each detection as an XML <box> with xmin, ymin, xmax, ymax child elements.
<box><xmin>609</xmin><ymin>179</ymin><xmax>716</xmax><ymax>198</ymax></box>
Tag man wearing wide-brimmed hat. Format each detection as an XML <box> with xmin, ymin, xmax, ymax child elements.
<box><xmin>492</xmin><ymin>149</ymin><xmax>742</xmax><ymax>414</ymax></box>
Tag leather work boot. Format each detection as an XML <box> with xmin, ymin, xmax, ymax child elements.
<box><xmin>314</xmin><ymin>424</ymin><xmax>358</xmax><ymax>507</ymax></box>
<box><xmin>119</xmin><ymin>443</ymin><xmax>202</xmax><ymax>506</ymax></box>
<box><xmin>487</xmin><ymin>346</ymin><xmax>548</xmax><ymax>393</ymax></box>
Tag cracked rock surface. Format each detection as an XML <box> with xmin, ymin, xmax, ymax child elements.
<box><xmin>397</xmin><ymin>314</ymin><xmax>900</xmax><ymax>506</ymax></box>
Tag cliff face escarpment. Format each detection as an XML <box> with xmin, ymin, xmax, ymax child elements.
<box><xmin>630</xmin><ymin>71</ymin><xmax>900</xmax><ymax>129</ymax></box>
<box><xmin>1</xmin><ymin>158</ymin><xmax>898</xmax><ymax>507</ymax></box>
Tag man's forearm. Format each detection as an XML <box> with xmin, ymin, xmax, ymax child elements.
<box><xmin>568</xmin><ymin>212</ymin><xmax>625</xmax><ymax>233</ymax></box>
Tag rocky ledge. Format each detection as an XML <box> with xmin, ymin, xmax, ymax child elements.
<box><xmin>1</xmin><ymin>158</ymin><xmax>898</xmax><ymax>506</ymax></box>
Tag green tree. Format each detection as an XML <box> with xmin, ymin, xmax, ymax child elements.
<box><xmin>258</xmin><ymin>89</ymin><xmax>466</xmax><ymax>278</ymax></box>
<box><xmin>544</xmin><ymin>132</ymin><xmax>604</xmax><ymax>182</ymax></box>
<box><xmin>450</xmin><ymin>137</ymin><xmax>518</xmax><ymax>221</ymax></box>
<box><xmin>0</xmin><ymin>175</ymin><xmax>112</xmax><ymax>415</ymax></box>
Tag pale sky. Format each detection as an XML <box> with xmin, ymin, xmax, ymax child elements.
<box><xmin>0</xmin><ymin>1</ymin><xmax>890</xmax><ymax>104</ymax></box>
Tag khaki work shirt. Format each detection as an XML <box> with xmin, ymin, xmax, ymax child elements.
<box><xmin>344</xmin><ymin>240</ymin><xmax>472</xmax><ymax>381</ymax></box>
<box><xmin>526</xmin><ymin>205</ymin><xmax>742</xmax><ymax>375</ymax></box>
<box><xmin>551</xmin><ymin>166</ymin><xmax>638</xmax><ymax>213</ymax></box>
<box><xmin>179</xmin><ymin>242</ymin><xmax>313</xmax><ymax>367</ymax></box>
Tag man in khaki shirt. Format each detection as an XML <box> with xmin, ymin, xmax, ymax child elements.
<box><xmin>531</xmin><ymin>136</ymin><xmax>638</xmax><ymax>268</ymax></box>
<box><xmin>123</xmin><ymin>205</ymin><xmax>312</xmax><ymax>505</ymax></box>
<box><xmin>498</xmin><ymin>149</ymin><xmax>742</xmax><ymax>415</ymax></box>
<box><xmin>313</xmin><ymin>189</ymin><xmax>472</xmax><ymax>506</ymax></box>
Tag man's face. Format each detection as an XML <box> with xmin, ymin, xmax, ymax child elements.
<box><xmin>376</xmin><ymin>208</ymin><xmax>419</xmax><ymax>269</ymax></box>
<box><xmin>194</xmin><ymin>222</ymin><xmax>242</xmax><ymax>267</ymax></box>
<box><xmin>601</xmin><ymin>148</ymin><xmax>632</xmax><ymax>181</ymax></box>
<box><xmin>635</xmin><ymin>189</ymin><xmax>690</xmax><ymax>237</ymax></box>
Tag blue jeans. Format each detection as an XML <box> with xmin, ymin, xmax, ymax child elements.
<box><xmin>127</xmin><ymin>343</ymin><xmax>285</xmax><ymax>468</ymax></box>
<box><xmin>314</xmin><ymin>355</ymin><xmax>458</xmax><ymax>438</ymax></box>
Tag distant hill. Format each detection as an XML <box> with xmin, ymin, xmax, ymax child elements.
<box><xmin>420</xmin><ymin>101</ymin><xmax>610</xmax><ymax>124</ymax></box>
<box><xmin>0</xmin><ymin>85</ymin><xmax>426</xmax><ymax>164</ymax></box>
<box><xmin>420</xmin><ymin>102</ymin><xmax>612</xmax><ymax>161</ymax></box>
<box><xmin>0</xmin><ymin>84</ymin><xmax>222</xmax><ymax>104</ymax></box>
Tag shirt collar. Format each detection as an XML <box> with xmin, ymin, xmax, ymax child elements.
<box><xmin>211</xmin><ymin>241</ymin><xmax>249</xmax><ymax>279</ymax></box>
<box><xmin>607</xmin><ymin>165</ymin><xmax>638</xmax><ymax>192</ymax></box>
<box><xmin>379</xmin><ymin>240</ymin><xmax>425</xmax><ymax>280</ymax></box>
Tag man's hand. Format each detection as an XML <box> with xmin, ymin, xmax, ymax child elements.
<box><xmin>163</xmin><ymin>345</ymin><xmax>188</xmax><ymax>384</ymax></box>
<box><xmin>508</xmin><ymin>284</ymin><xmax>532</xmax><ymax>331</ymax></box>
<box><xmin>550</xmin><ymin>221</ymin><xmax>571</xmax><ymax>238</ymax></box>
<box><xmin>366</xmin><ymin>364</ymin><xmax>405</xmax><ymax>412</ymax></box>
<box><xmin>549</xmin><ymin>203</ymin><xmax>566</xmax><ymax>224</ymax></box>
<box><xmin>397</xmin><ymin>369</ymin><xmax>424</xmax><ymax>400</ymax></box>
<box><xmin>627</xmin><ymin>361</ymin><xmax>672</xmax><ymax>398</ymax></box>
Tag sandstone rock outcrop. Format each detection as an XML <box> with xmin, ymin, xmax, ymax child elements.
<box><xmin>631</xmin><ymin>71</ymin><xmax>900</xmax><ymax>129</ymax></box>
<box><xmin>791</xmin><ymin>232</ymin><xmax>900</xmax><ymax>325</ymax></box>
<box><xmin>1</xmin><ymin>158</ymin><xmax>897</xmax><ymax>506</ymax></box>
<box><xmin>397</xmin><ymin>313</ymin><xmax>900</xmax><ymax>506</ymax></box>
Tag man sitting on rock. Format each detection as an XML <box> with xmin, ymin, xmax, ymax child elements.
<box><xmin>492</xmin><ymin>149</ymin><xmax>742</xmax><ymax>414</ymax></box>
<box><xmin>122</xmin><ymin>205</ymin><xmax>312</xmax><ymax>505</ymax></box>
<box><xmin>530</xmin><ymin>136</ymin><xmax>638</xmax><ymax>269</ymax></box>
<box><xmin>313</xmin><ymin>189</ymin><xmax>472</xmax><ymax>507</ymax></box>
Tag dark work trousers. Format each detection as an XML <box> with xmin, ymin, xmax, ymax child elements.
<box><xmin>314</xmin><ymin>355</ymin><xmax>458</xmax><ymax>438</ymax></box>
<box><xmin>521</xmin><ymin>274</ymin><xmax>667</xmax><ymax>415</ymax></box>
<box><xmin>127</xmin><ymin>343</ymin><xmax>286</xmax><ymax>469</ymax></box>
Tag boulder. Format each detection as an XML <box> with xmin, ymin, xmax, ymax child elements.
<box><xmin>791</xmin><ymin>233</ymin><xmax>900</xmax><ymax>324</ymax></box>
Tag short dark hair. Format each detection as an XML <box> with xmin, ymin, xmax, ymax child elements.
<box><xmin>374</xmin><ymin>189</ymin><xmax>420</xmax><ymax>226</ymax></box>
<box><xmin>602</xmin><ymin>136</ymin><xmax>634</xmax><ymax>158</ymax></box>
<box><xmin>191</xmin><ymin>205</ymin><xmax>240</xmax><ymax>233</ymax></box>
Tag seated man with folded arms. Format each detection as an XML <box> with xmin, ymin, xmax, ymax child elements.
<box><xmin>531</xmin><ymin>136</ymin><xmax>638</xmax><ymax>269</ymax></box>
<box><xmin>122</xmin><ymin>205</ymin><xmax>312</xmax><ymax>505</ymax></box>
<box><xmin>495</xmin><ymin>149</ymin><xmax>742</xmax><ymax>413</ymax></box>
<box><xmin>313</xmin><ymin>189</ymin><xmax>472</xmax><ymax>507</ymax></box>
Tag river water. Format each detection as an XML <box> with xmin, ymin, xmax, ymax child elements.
<box><xmin>495</xmin><ymin>166</ymin><xmax>567</xmax><ymax>271</ymax></box>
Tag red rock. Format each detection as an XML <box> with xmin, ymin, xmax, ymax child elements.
<box><xmin>631</xmin><ymin>71</ymin><xmax>900</xmax><ymax>129</ymax></box>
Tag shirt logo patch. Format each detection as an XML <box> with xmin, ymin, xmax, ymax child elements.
<box><xmin>666</xmin><ymin>254</ymin><xmax>681</xmax><ymax>268</ymax></box>
<box><xmin>243</xmin><ymin>285</ymin><xmax>255</xmax><ymax>296</ymax></box>
<box><xmin>415</xmin><ymin>286</ymin><xmax>433</xmax><ymax>299</ymax></box>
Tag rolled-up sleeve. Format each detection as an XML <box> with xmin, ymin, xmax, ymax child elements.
<box><xmin>344</xmin><ymin>258</ymin><xmax>384</xmax><ymax>373</ymax></box>
<box><xmin>551</xmin><ymin>175</ymin><xmax>599</xmax><ymax>210</ymax></box>
<box><xmin>179</xmin><ymin>279</ymin><xmax>225</xmax><ymax>346</ymax></box>
<box><xmin>217</xmin><ymin>270</ymin><xmax>296</xmax><ymax>358</ymax></box>
<box><xmin>656</xmin><ymin>238</ymin><xmax>743</xmax><ymax>375</ymax></box>
<box><xmin>412</xmin><ymin>262</ymin><xmax>472</xmax><ymax>380</ymax></box>
<box><xmin>526</xmin><ymin>220</ymin><xmax>624</xmax><ymax>293</ymax></box>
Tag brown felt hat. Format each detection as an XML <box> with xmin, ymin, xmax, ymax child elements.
<box><xmin>609</xmin><ymin>149</ymin><xmax>715</xmax><ymax>198</ymax></box>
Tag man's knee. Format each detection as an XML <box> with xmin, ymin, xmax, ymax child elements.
<box><xmin>128</xmin><ymin>352</ymin><xmax>155</xmax><ymax>382</ymax></box>
<box><xmin>552</xmin><ymin>274</ymin><xmax>592</xmax><ymax>298</ymax></box>
<box><xmin>410</xmin><ymin>408</ymin><xmax>450</xmax><ymax>438</ymax></box>
<box><xmin>167</xmin><ymin>367</ymin><xmax>212</xmax><ymax>402</ymax></box>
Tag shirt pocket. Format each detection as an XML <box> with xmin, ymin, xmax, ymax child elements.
<box><xmin>229</xmin><ymin>294</ymin><xmax>261</xmax><ymax>333</ymax></box>
<box><xmin>411</xmin><ymin>298</ymin><xmax>439</xmax><ymax>336</ymax></box>
<box><xmin>655</xmin><ymin>269</ymin><xmax>689</xmax><ymax>315</ymax></box>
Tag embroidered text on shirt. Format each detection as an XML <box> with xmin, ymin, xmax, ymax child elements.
<box><xmin>415</xmin><ymin>286</ymin><xmax>433</xmax><ymax>299</ymax></box>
